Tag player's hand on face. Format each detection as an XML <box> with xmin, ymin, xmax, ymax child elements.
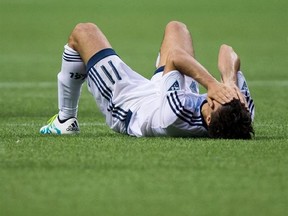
<box><xmin>234</xmin><ymin>84</ymin><xmax>247</xmax><ymax>105</ymax></box>
<box><xmin>225</xmin><ymin>83</ymin><xmax>248</xmax><ymax>108</ymax></box>
<box><xmin>207</xmin><ymin>82</ymin><xmax>242</xmax><ymax>107</ymax></box>
<box><xmin>207</xmin><ymin>82</ymin><xmax>232</xmax><ymax>106</ymax></box>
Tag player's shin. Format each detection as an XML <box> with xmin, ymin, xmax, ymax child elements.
<box><xmin>57</xmin><ymin>44</ymin><xmax>86</xmax><ymax>121</ymax></box>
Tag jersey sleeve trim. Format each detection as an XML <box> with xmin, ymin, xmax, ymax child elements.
<box><xmin>154</xmin><ymin>66</ymin><xmax>165</xmax><ymax>75</ymax></box>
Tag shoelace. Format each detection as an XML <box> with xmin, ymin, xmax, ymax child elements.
<box><xmin>47</xmin><ymin>114</ymin><xmax>58</xmax><ymax>125</ymax></box>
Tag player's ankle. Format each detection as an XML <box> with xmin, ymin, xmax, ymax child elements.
<box><xmin>58</xmin><ymin>115</ymin><xmax>76</xmax><ymax>124</ymax></box>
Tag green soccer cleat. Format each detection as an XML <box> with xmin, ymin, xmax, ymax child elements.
<box><xmin>40</xmin><ymin>114</ymin><xmax>80</xmax><ymax>135</ymax></box>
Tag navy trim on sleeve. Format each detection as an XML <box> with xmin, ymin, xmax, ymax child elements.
<box><xmin>86</xmin><ymin>48</ymin><xmax>118</xmax><ymax>73</ymax></box>
<box><xmin>154</xmin><ymin>66</ymin><xmax>165</xmax><ymax>75</ymax></box>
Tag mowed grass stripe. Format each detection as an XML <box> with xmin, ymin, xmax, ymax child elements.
<box><xmin>1</xmin><ymin>80</ymin><xmax>288</xmax><ymax>89</ymax></box>
<box><xmin>3</xmin><ymin>122</ymin><xmax>107</xmax><ymax>127</ymax></box>
<box><xmin>0</xmin><ymin>82</ymin><xmax>56</xmax><ymax>88</ymax></box>
<box><xmin>1</xmin><ymin>122</ymin><xmax>286</xmax><ymax>129</ymax></box>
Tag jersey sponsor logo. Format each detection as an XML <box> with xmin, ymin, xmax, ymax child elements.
<box><xmin>242</xmin><ymin>81</ymin><xmax>248</xmax><ymax>91</ymax></box>
<box><xmin>168</xmin><ymin>80</ymin><xmax>180</xmax><ymax>91</ymax></box>
<box><xmin>189</xmin><ymin>81</ymin><xmax>198</xmax><ymax>93</ymax></box>
<box><xmin>69</xmin><ymin>72</ymin><xmax>87</xmax><ymax>80</ymax></box>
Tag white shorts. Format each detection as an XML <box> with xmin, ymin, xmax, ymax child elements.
<box><xmin>86</xmin><ymin>49</ymin><xmax>159</xmax><ymax>134</ymax></box>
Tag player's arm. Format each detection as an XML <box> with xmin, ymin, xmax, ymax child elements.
<box><xmin>217</xmin><ymin>44</ymin><xmax>246</xmax><ymax>105</ymax></box>
<box><xmin>218</xmin><ymin>44</ymin><xmax>240</xmax><ymax>84</ymax></box>
<box><xmin>164</xmin><ymin>47</ymin><xmax>237</xmax><ymax>105</ymax></box>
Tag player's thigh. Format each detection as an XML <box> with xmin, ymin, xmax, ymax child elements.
<box><xmin>158</xmin><ymin>21</ymin><xmax>194</xmax><ymax>68</ymax></box>
<box><xmin>69</xmin><ymin>23</ymin><xmax>112</xmax><ymax>64</ymax></box>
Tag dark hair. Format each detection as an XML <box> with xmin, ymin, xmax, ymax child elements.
<box><xmin>208</xmin><ymin>99</ymin><xmax>254</xmax><ymax>139</ymax></box>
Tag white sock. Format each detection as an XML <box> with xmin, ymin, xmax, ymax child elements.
<box><xmin>155</xmin><ymin>52</ymin><xmax>160</xmax><ymax>68</ymax></box>
<box><xmin>57</xmin><ymin>44</ymin><xmax>86</xmax><ymax>121</ymax></box>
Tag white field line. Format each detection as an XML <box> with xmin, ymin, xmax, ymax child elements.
<box><xmin>1</xmin><ymin>80</ymin><xmax>288</xmax><ymax>89</ymax></box>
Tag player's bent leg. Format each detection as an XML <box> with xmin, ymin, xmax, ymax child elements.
<box><xmin>40</xmin><ymin>114</ymin><xmax>80</xmax><ymax>135</ymax></box>
<box><xmin>40</xmin><ymin>23</ymin><xmax>109</xmax><ymax>135</ymax></box>
<box><xmin>152</xmin><ymin>21</ymin><xmax>199</xmax><ymax>92</ymax></box>
<box><xmin>157</xmin><ymin>21</ymin><xmax>194</xmax><ymax>69</ymax></box>
<box><xmin>68</xmin><ymin>22</ymin><xmax>112</xmax><ymax>64</ymax></box>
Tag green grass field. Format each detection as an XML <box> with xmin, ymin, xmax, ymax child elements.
<box><xmin>1</xmin><ymin>0</ymin><xmax>288</xmax><ymax>215</ymax></box>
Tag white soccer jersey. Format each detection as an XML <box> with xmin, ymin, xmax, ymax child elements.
<box><xmin>86</xmin><ymin>49</ymin><xmax>254</xmax><ymax>137</ymax></box>
<box><xmin>237</xmin><ymin>71</ymin><xmax>255</xmax><ymax>121</ymax></box>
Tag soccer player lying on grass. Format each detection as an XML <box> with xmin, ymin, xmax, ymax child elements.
<box><xmin>40</xmin><ymin>21</ymin><xmax>255</xmax><ymax>139</ymax></box>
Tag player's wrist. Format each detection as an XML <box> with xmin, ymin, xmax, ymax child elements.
<box><xmin>221</xmin><ymin>71</ymin><xmax>236</xmax><ymax>84</ymax></box>
<box><xmin>206</xmin><ymin>78</ymin><xmax>219</xmax><ymax>90</ymax></box>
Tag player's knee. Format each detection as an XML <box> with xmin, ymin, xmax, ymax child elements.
<box><xmin>68</xmin><ymin>22</ymin><xmax>99</xmax><ymax>47</ymax></box>
<box><xmin>165</xmin><ymin>21</ymin><xmax>188</xmax><ymax>33</ymax></box>
<box><xmin>219</xmin><ymin>44</ymin><xmax>233</xmax><ymax>53</ymax></box>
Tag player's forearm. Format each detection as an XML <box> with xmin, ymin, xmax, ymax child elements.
<box><xmin>164</xmin><ymin>48</ymin><xmax>241</xmax><ymax>105</ymax></box>
<box><xmin>218</xmin><ymin>44</ymin><xmax>240</xmax><ymax>84</ymax></box>
<box><xmin>219</xmin><ymin>64</ymin><xmax>237</xmax><ymax>84</ymax></box>
<box><xmin>220</xmin><ymin>70</ymin><xmax>236</xmax><ymax>85</ymax></box>
<box><xmin>170</xmin><ymin>49</ymin><xmax>218</xmax><ymax>89</ymax></box>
